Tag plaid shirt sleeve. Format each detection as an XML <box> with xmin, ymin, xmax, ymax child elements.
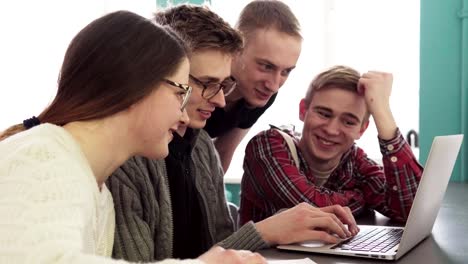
<box><xmin>240</xmin><ymin>129</ymin><xmax>366</xmax><ymax>224</ymax></box>
<box><xmin>357</xmin><ymin>129</ymin><xmax>423</xmax><ymax>221</ymax></box>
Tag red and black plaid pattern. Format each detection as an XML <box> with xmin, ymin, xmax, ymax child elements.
<box><xmin>239</xmin><ymin>128</ymin><xmax>423</xmax><ymax>225</ymax></box>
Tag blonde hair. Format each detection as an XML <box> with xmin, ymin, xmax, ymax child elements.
<box><xmin>304</xmin><ymin>65</ymin><xmax>370</xmax><ymax>123</ymax></box>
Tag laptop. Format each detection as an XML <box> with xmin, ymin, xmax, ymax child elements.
<box><xmin>277</xmin><ymin>134</ymin><xmax>463</xmax><ymax>261</ymax></box>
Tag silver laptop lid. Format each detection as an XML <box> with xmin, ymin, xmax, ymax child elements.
<box><xmin>397</xmin><ymin>134</ymin><xmax>463</xmax><ymax>258</ymax></box>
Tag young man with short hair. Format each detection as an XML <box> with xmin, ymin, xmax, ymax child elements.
<box><xmin>205</xmin><ymin>0</ymin><xmax>303</xmax><ymax>172</ymax></box>
<box><xmin>240</xmin><ymin>65</ymin><xmax>423</xmax><ymax>225</ymax></box>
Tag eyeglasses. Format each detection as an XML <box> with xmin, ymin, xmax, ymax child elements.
<box><xmin>189</xmin><ymin>74</ymin><xmax>237</xmax><ymax>99</ymax></box>
<box><xmin>163</xmin><ymin>79</ymin><xmax>192</xmax><ymax>111</ymax></box>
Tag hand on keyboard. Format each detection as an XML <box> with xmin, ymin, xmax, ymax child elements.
<box><xmin>255</xmin><ymin>203</ymin><xmax>358</xmax><ymax>245</ymax></box>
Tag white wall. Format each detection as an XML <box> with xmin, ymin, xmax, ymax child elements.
<box><xmin>0</xmin><ymin>0</ymin><xmax>155</xmax><ymax>131</ymax></box>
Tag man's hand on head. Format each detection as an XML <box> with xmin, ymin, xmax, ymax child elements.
<box><xmin>358</xmin><ymin>71</ymin><xmax>393</xmax><ymax>115</ymax></box>
<box><xmin>358</xmin><ymin>71</ymin><xmax>397</xmax><ymax>140</ymax></box>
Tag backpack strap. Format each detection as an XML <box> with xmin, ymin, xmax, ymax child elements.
<box><xmin>274</xmin><ymin>129</ymin><xmax>300</xmax><ymax>169</ymax></box>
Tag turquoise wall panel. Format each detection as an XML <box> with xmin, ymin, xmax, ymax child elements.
<box><xmin>420</xmin><ymin>0</ymin><xmax>467</xmax><ymax>182</ymax></box>
<box><xmin>225</xmin><ymin>183</ymin><xmax>241</xmax><ymax>206</ymax></box>
<box><xmin>462</xmin><ymin>1</ymin><xmax>468</xmax><ymax>182</ymax></box>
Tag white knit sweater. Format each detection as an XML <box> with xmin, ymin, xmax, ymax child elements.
<box><xmin>0</xmin><ymin>124</ymin><xmax>201</xmax><ymax>264</ymax></box>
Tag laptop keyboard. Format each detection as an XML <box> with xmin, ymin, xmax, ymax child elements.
<box><xmin>332</xmin><ymin>228</ymin><xmax>403</xmax><ymax>253</ymax></box>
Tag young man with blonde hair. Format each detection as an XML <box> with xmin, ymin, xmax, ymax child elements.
<box><xmin>240</xmin><ymin>65</ymin><xmax>423</xmax><ymax>225</ymax></box>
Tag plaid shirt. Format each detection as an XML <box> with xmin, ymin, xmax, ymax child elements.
<box><xmin>239</xmin><ymin>128</ymin><xmax>423</xmax><ymax>225</ymax></box>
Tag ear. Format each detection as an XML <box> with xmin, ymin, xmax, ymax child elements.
<box><xmin>356</xmin><ymin>120</ymin><xmax>369</xmax><ymax>139</ymax></box>
<box><xmin>299</xmin><ymin>99</ymin><xmax>307</xmax><ymax>121</ymax></box>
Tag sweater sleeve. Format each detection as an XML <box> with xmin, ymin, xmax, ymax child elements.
<box><xmin>218</xmin><ymin>222</ymin><xmax>269</xmax><ymax>251</ymax></box>
<box><xmin>196</xmin><ymin>130</ymin><xmax>268</xmax><ymax>251</ymax></box>
<box><xmin>107</xmin><ymin>156</ymin><xmax>164</xmax><ymax>262</ymax></box>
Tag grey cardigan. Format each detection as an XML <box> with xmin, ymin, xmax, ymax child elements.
<box><xmin>107</xmin><ymin>129</ymin><xmax>268</xmax><ymax>262</ymax></box>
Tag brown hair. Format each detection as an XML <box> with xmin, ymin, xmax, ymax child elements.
<box><xmin>154</xmin><ymin>4</ymin><xmax>243</xmax><ymax>55</ymax></box>
<box><xmin>236</xmin><ymin>0</ymin><xmax>302</xmax><ymax>40</ymax></box>
<box><xmin>0</xmin><ymin>11</ymin><xmax>187</xmax><ymax>141</ymax></box>
<box><xmin>304</xmin><ymin>65</ymin><xmax>370</xmax><ymax>122</ymax></box>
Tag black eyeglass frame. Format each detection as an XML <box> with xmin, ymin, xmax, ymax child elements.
<box><xmin>163</xmin><ymin>79</ymin><xmax>192</xmax><ymax>111</ymax></box>
<box><xmin>189</xmin><ymin>74</ymin><xmax>237</xmax><ymax>99</ymax></box>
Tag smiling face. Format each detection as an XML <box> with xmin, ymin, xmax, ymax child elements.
<box><xmin>231</xmin><ymin>28</ymin><xmax>302</xmax><ymax>108</ymax></box>
<box><xmin>128</xmin><ymin>58</ymin><xmax>190</xmax><ymax>159</ymax></box>
<box><xmin>185</xmin><ymin>49</ymin><xmax>232</xmax><ymax>129</ymax></box>
<box><xmin>298</xmin><ymin>86</ymin><xmax>369</xmax><ymax>167</ymax></box>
